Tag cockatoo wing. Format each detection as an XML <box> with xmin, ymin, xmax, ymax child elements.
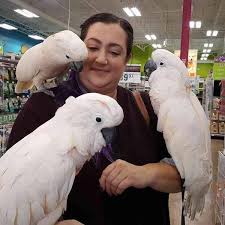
<box><xmin>15</xmin><ymin>43</ymin><xmax>43</xmax><ymax>93</ymax></box>
<box><xmin>0</xmin><ymin>122</ymin><xmax>76</xmax><ymax>225</ymax></box>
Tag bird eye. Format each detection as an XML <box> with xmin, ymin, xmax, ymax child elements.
<box><xmin>96</xmin><ymin>117</ymin><xmax>102</xmax><ymax>123</ymax></box>
<box><xmin>160</xmin><ymin>62</ymin><xmax>164</xmax><ymax>65</ymax></box>
<box><xmin>66</xmin><ymin>55</ymin><xmax>70</xmax><ymax>59</ymax></box>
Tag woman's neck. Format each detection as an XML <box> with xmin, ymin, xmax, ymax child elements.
<box><xmin>78</xmin><ymin>75</ymin><xmax>117</xmax><ymax>99</ymax></box>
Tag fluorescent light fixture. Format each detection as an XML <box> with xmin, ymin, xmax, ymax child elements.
<box><xmin>0</xmin><ymin>23</ymin><xmax>17</xmax><ymax>30</ymax></box>
<box><xmin>206</xmin><ymin>30</ymin><xmax>212</xmax><ymax>36</ymax></box>
<box><xmin>150</xmin><ymin>34</ymin><xmax>157</xmax><ymax>40</ymax></box>
<box><xmin>204</xmin><ymin>43</ymin><xmax>208</xmax><ymax>47</ymax></box>
<box><xmin>152</xmin><ymin>44</ymin><xmax>157</xmax><ymax>48</ymax></box>
<box><xmin>189</xmin><ymin>21</ymin><xmax>195</xmax><ymax>28</ymax></box>
<box><xmin>131</xmin><ymin>7</ymin><xmax>141</xmax><ymax>16</ymax></box>
<box><xmin>207</xmin><ymin>49</ymin><xmax>211</xmax><ymax>53</ymax></box>
<box><xmin>145</xmin><ymin>34</ymin><xmax>151</xmax><ymax>40</ymax></box>
<box><xmin>200</xmin><ymin>58</ymin><xmax>203</xmax><ymax>60</ymax></box>
<box><xmin>196</xmin><ymin>21</ymin><xmax>201</xmax><ymax>28</ymax></box>
<box><xmin>203</xmin><ymin>49</ymin><xmax>207</xmax><ymax>53</ymax></box>
<box><xmin>212</xmin><ymin>30</ymin><xmax>218</xmax><ymax>36</ymax></box>
<box><xmin>205</xmin><ymin>54</ymin><xmax>209</xmax><ymax>57</ymax></box>
<box><xmin>28</xmin><ymin>35</ymin><xmax>45</xmax><ymax>40</ymax></box>
<box><xmin>157</xmin><ymin>44</ymin><xmax>162</xmax><ymax>48</ymax></box>
<box><xmin>123</xmin><ymin>7</ymin><xmax>134</xmax><ymax>17</ymax></box>
<box><xmin>14</xmin><ymin>9</ymin><xmax>39</xmax><ymax>18</ymax></box>
<box><xmin>201</xmin><ymin>54</ymin><xmax>205</xmax><ymax>57</ymax></box>
<box><xmin>209</xmin><ymin>43</ymin><xmax>213</xmax><ymax>47</ymax></box>
<box><xmin>204</xmin><ymin>57</ymin><xmax>207</xmax><ymax>60</ymax></box>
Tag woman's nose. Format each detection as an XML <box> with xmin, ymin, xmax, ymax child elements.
<box><xmin>95</xmin><ymin>50</ymin><xmax>108</xmax><ymax>65</ymax></box>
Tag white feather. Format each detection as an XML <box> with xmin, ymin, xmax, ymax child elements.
<box><xmin>148</xmin><ymin>49</ymin><xmax>212</xmax><ymax>220</ymax></box>
<box><xmin>16</xmin><ymin>30</ymin><xmax>88</xmax><ymax>92</ymax></box>
<box><xmin>0</xmin><ymin>93</ymin><xmax>124</xmax><ymax>225</ymax></box>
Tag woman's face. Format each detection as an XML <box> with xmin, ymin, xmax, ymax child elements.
<box><xmin>80</xmin><ymin>22</ymin><xmax>129</xmax><ymax>96</ymax></box>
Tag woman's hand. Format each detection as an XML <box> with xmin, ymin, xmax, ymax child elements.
<box><xmin>55</xmin><ymin>220</ymin><xmax>84</xmax><ymax>225</ymax></box>
<box><xmin>99</xmin><ymin>159</ymin><xmax>151</xmax><ymax>196</ymax></box>
<box><xmin>99</xmin><ymin>159</ymin><xmax>182</xmax><ymax>195</ymax></box>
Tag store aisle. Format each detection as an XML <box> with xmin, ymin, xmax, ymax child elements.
<box><xmin>169</xmin><ymin>139</ymin><xmax>223</xmax><ymax>225</ymax></box>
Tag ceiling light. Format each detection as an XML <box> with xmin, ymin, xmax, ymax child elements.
<box><xmin>212</xmin><ymin>30</ymin><xmax>218</xmax><ymax>36</ymax></box>
<box><xmin>152</xmin><ymin>44</ymin><xmax>157</xmax><ymax>48</ymax></box>
<box><xmin>196</xmin><ymin>21</ymin><xmax>201</xmax><ymax>28</ymax></box>
<box><xmin>207</xmin><ymin>49</ymin><xmax>211</xmax><ymax>53</ymax></box>
<box><xmin>206</xmin><ymin>30</ymin><xmax>212</xmax><ymax>36</ymax></box>
<box><xmin>209</xmin><ymin>43</ymin><xmax>213</xmax><ymax>47</ymax></box>
<box><xmin>150</xmin><ymin>34</ymin><xmax>157</xmax><ymax>40</ymax></box>
<box><xmin>123</xmin><ymin>7</ymin><xmax>134</xmax><ymax>17</ymax></box>
<box><xmin>131</xmin><ymin>7</ymin><xmax>141</xmax><ymax>16</ymax></box>
<box><xmin>205</xmin><ymin>54</ymin><xmax>209</xmax><ymax>57</ymax></box>
<box><xmin>157</xmin><ymin>44</ymin><xmax>162</xmax><ymax>48</ymax></box>
<box><xmin>0</xmin><ymin>23</ymin><xmax>17</xmax><ymax>30</ymax></box>
<box><xmin>145</xmin><ymin>34</ymin><xmax>151</xmax><ymax>40</ymax></box>
<box><xmin>204</xmin><ymin>43</ymin><xmax>208</xmax><ymax>47</ymax></box>
<box><xmin>201</xmin><ymin>54</ymin><xmax>205</xmax><ymax>57</ymax></box>
<box><xmin>14</xmin><ymin>9</ymin><xmax>39</xmax><ymax>18</ymax></box>
<box><xmin>204</xmin><ymin>58</ymin><xmax>207</xmax><ymax>60</ymax></box>
<box><xmin>203</xmin><ymin>49</ymin><xmax>207</xmax><ymax>53</ymax></box>
<box><xmin>189</xmin><ymin>21</ymin><xmax>195</xmax><ymax>28</ymax></box>
<box><xmin>28</xmin><ymin>35</ymin><xmax>45</xmax><ymax>40</ymax></box>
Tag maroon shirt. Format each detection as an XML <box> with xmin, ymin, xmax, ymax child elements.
<box><xmin>7</xmin><ymin>85</ymin><xmax>171</xmax><ymax>225</ymax></box>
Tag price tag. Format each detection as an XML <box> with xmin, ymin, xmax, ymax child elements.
<box><xmin>120</xmin><ymin>72</ymin><xmax>141</xmax><ymax>84</ymax></box>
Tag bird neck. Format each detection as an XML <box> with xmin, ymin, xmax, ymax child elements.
<box><xmin>68</xmin><ymin>147</ymin><xmax>90</xmax><ymax>172</ymax></box>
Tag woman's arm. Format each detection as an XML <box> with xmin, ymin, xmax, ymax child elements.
<box><xmin>99</xmin><ymin>159</ymin><xmax>182</xmax><ymax>196</ymax></box>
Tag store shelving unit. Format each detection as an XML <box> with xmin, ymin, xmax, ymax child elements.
<box><xmin>215</xmin><ymin>151</ymin><xmax>225</xmax><ymax>225</ymax></box>
<box><xmin>0</xmin><ymin>55</ymin><xmax>30</xmax><ymax>155</ymax></box>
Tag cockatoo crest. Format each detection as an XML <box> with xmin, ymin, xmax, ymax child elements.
<box><xmin>55</xmin><ymin>93</ymin><xmax>124</xmax><ymax>157</ymax></box>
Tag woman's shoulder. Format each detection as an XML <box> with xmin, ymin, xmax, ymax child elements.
<box><xmin>21</xmin><ymin>92</ymin><xmax>59</xmax><ymax>121</ymax></box>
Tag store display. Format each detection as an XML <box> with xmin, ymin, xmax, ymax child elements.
<box><xmin>215</xmin><ymin>151</ymin><xmax>225</xmax><ymax>225</ymax></box>
<box><xmin>0</xmin><ymin>56</ymin><xmax>31</xmax><ymax>154</ymax></box>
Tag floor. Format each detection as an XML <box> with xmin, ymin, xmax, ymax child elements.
<box><xmin>169</xmin><ymin>139</ymin><xmax>224</xmax><ymax>225</ymax></box>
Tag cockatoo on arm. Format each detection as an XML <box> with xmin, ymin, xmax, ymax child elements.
<box><xmin>0</xmin><ymin>93</ymin><xmax>124</xmax><ymax>225</ymax></box>
<box><xmin>15</xmin><ymin>30</ymin><xmax>88</xmax><ymax>95</ymax></box>
<box><xmin>148</xmin><ymin>49</ymin><xmax>212</xmax><ymax>220</ymax></box>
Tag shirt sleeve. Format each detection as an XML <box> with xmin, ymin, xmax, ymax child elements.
<box><xmin>6</xmin><ymin>92</ymin><xmax>58</xmax><ymax>150</ymax></box>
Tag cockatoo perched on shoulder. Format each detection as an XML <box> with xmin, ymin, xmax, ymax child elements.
<box><xmin>0</xmin><ymin>93</ymin><xmax>123</xmax><ymax>225</ymax></box>
<box><xmin>148</xmin><ymin>49</ymin><xmax>212</xmax><ymax>220</ymax></box>
<box><xmin>15</xmin><ymin>30</ymin><xmax>88</xmax><ymax>94</ymax></box>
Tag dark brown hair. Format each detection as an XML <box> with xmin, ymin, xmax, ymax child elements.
<box><xmin>80</xmin><ymin>13</ymin><xmax>133</xmax><ymax>58</ymax></box>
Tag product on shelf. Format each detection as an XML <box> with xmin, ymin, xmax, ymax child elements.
<box><xmin>210</xmin><ymin>121</ymin><xmax>219</xmax><ymax>134</ymax></box>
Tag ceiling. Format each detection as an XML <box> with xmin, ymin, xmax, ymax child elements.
<box><xmin>0</xmin><ymin>0</ymin><xmax>224</xmax><ymax>56</ymax></box>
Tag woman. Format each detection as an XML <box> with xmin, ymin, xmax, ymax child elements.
<box><xmin>7</xmin><ymin>13</ymin><xmax>182</xmax><ymax>225</ymax></box>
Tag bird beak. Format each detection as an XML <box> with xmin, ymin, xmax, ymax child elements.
<box><xmin>71</xmin><ymin>61</ymin><xmax>84</xmax><ymax>72</ymax></box>
<box><xmin>147</xmin><ymin>59</ymin><xmax>157</xmax><ymax>76</ymax></box>
<box><xmin>101</xmin><ymin>127</ymin><xmax>117</xmax><ymax>145</ymax></box>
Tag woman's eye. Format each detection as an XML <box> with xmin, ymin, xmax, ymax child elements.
<box><xmin>111</xmin><ymin>51</ymin><xmax>120</xmax><ymax>56</ymax></box>
<box><xmin>88</xmin><ymin>47</ymin><xmax>98</xmax><ymax>51</ymax></box>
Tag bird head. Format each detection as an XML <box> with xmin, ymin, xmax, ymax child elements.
<box><xmin>55</xmin><ymin>93</ymin><xmax>124</xmax><ymax>158</ymax></box>
<box><xmin>148</xmin><ymin>49</ymin><xmax>189</xmax><ymax>86</ymax></box>
<box><xmin>43</xmin><ymin>30</ymin><xmax>88</xmax><ymax>64</ymax></box>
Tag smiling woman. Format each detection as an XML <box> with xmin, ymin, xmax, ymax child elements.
<box><xmin>7</xmin><ymin>12</ymin><xmax>182</xmax><ymax>225</ymax></box>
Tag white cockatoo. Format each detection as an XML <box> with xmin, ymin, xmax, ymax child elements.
<box><xmin>148</xmin><ymin>49</ymin><xmax>212</xmax><ymax>220</ymax></box>
<box><xmin>15</xmin><ymin>30</ymin><xmax>88</xmax><ymax>94</ymax></box>
<box><xmin>0</xmin><ymin>93</ymin><xmax>124</xmax><ymax>225</ymax></box>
